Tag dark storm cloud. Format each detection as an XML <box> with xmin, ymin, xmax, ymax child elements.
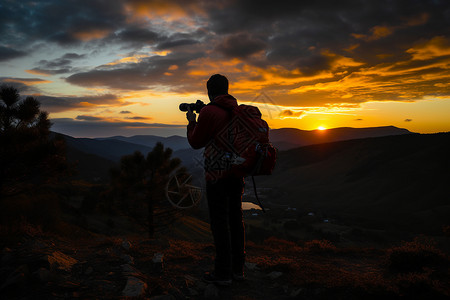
<box><xmin>0</xmin><ymin>0</ymin><xmax>449</xmax><ymax>106</ymax></box>
<box><xmin>0</xmin><ymin>0</ymin><xmax>127</xmax><ymax>47</ymax></box>
<box><xmin>66</xmin><ymin>51</ymin><xmax>206</xmax><ymax>91</ymax></box>
<box><xmin>156</xmin><ymin>38</ymin><xmax>199</xmax><ymax>50</ymax></box>
<box><xmin>38</xmin><ymin>94</ymin><xmax>123</xmax><ymax>112</ymax></box>
<box><xmin>28</xmin><ymin>53</ymin><xmax>88</xmax><ymax>75</ymax></box>
<box><xmin>76</xmin><ymin>115</ymin><xmax>103</xmax><ymax>121</ymax></box>
<box><xmin>0</xmin><ymin>46</ymin><xmax>26</xmax><ymax>61</ymax></box>
<box><xmin>114</xmin><ymin>26</ymin><xmax>160</xmax><ymax>46</ymax></box>
<box><xmin>216</xmin><ymin>33</ymin><xmax>267</xmax><ymax>59</ymax></box>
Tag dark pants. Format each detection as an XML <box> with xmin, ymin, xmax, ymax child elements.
<box><xmin>206</xmin><ymin>176</ymin><xmax>245</xmax><ymax>278</ymax></box>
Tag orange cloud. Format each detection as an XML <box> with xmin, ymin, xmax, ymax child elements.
<box><xmin>407</xmin><ymin>36</ymin><xmax>450</xmax><ymax>60</ymax></box>
<box><xmin>26</xmin><ymin>69</ymin><xmax>51</xmax><ymax>76</ymax></box>
<box><xmin>4</xmin><ymin>78</ymin><xmax>51</xmax><ymax>85</ymax></box>
<box><xmin>124</xmin><ymin>0</ymin><xmax>205</xmax><ymax>23</ymax></box>
<box><xmin>279</xmin><ymin>109</ymin><xmax>304</xmax><ymax>118</ymax></box>
<box><xmin>73</xmin><ymin>29</ymin><xmax>111</xmax><ymax>41</ymax></box>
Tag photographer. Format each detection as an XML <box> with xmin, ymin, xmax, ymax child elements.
<box><xmin>185</xmin><ymin>74</ymin><xmax>245</xmax><ymax>286</ymax></box>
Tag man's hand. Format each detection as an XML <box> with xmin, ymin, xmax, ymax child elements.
<box><xmin>186</xmin><ymin>107</ymin><xmax>196</xmax><ymax>122</ymax></box>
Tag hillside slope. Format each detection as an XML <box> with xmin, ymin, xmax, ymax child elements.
<box><xmin>259</xmin><ymin>132</ymin><xmax>450</xmax><ymax>236</ymax></box>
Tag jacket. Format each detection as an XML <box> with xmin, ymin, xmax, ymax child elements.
<box><xmin>187</xmin><ymin>94</ymin><xmax>239</xmax><ymax>181</ymax></box>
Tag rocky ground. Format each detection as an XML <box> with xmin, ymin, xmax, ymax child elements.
<box><xmin>1</xmin><ymin>225</ymin><xmax>449</xmax><ymax>299</ymax></box>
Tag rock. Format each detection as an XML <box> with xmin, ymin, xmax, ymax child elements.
<box><xmin>150</xmin><ymin>295</ymin><xmax>175</xmax><ymax>300</ymax></box>
<box><xmin>0</xmin><ymin>265</ymin><xmax>29</xmax><ymax>290</ymax></box>
<box><xmin>46</xmin><ymin>251</ymin><xmax>77</xmax><ymax>271</ymax></box>
<box><xmin>84</xmin><ymin>266</ymin><xmax>94</xmax><ymax>275</ymax></box>
<box><xmin>290</xmin><ymin>288</ymin><xmax>303</xmax><ymax>297</ymax></box>
<box><xmin>121</xmin><ymin>264</ymin><xmax>137</xmax><ymax>273</ymax></box>
<box><xmin>30</xmin><ymin>240</ymin><xmax>48</xmax><ymax>250</ymax></box>
<box><xmin>1</xmin><ymin>248</ymin><xmax>14</xmax><ymax>265</ymax></box>
<box><xmin>168</xmin><ymin>286</ymin><xmax>185</xmax><ymax>300</ymax></box>
<box><xmin>188</xmin><ymin>287</ymin><xmax>199</xmax><ymax>296</ymax></box>
<box><xmin>152</xmin><ymin>253</ymin><xmax>164</xmax><ymax>273</ymax></box>
<box><xmin>184</xmin><ymin>274</ymin><xmax>198</xmax><ymax>287</ymax></box>
<box><xmin>34</xmin><ymin>267</ymin><xmax>51</xmax><ymax>282</ymax></box>
<box><xmin>245</xmin><ymin>262</ymin><xmax>258</xmax><ymax>270</ymax></box>
<box><xmin>122</xmin><ymin>277</ymin><xmax>147</xmax><ymax>297</ymax></box>
<box><xmin>121</xmin><ymin>254</ymin><xmax>134</xmax><ymax>264</ymax></box>
<box><xmin>93</xmin><ymin>280</ymin><xmax>116</xmax><ymax>294</ymax></box>
<box><xmin>121</xmin><ymin>239</ymin><xmax>131</xmax><ymax>251</ymax></box>
<box><xmin>266</xmin><ymin>271</ymin><xmax>283</xmax><ymax>280</ymax></box>
<box><xmin>152</xmin><ymin>253</ymin><xmax>164</xmax><ymax>264</ymax></box>
<box><xmin>204</xmin><ymin>283</ymin><xmax>219</xmax><ymax>299</ymax></box>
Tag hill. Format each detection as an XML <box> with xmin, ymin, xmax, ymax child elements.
<box><xmin>270</xmin><ymin>126</ymin><xmax>412</xmax><ymax>150</ymax></box>
<box><xmin>96</xmin><ymin>134</ymin><xmax>190</xmax><ymax>151</ymax></box>
<box><xmin>60</xmin><ymin>133</ymin><xmax>153</xmax><ymax>162</ymax></box>
<box><xmin>256</xmin><ymin>132</ymin><xmax>450</xmax><ymax>239</ymax></box>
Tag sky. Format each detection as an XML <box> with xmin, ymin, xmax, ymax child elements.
<box><xmin>1</xmin><ymin>0</ymin><xmax>449</xmax><ymax>137</ymax></box>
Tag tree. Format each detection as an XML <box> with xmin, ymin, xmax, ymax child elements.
<box><xmin>0</xmin><ymin>85</ymin><xmax>67</xmax><ymax>197</ymax></box>
<box><xmin>110</xmin><ymin>142</ymin><xmax>186</xmax><ymax>238</ymax></box>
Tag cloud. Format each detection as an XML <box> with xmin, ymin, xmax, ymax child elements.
<box><xmin>279</xmin><ymin>109</ymin><xmax>303</xmax><ymax>118</ymax></box>
<box><xmin>0</xmin><ymin>0</ymin><xmax>449</xmax><ymax>109</ymax></box>
<box><xmin>1</xmin><ymin>77</ymin><xmax>51</xmax><ymax>86</ymax></box>
<box><xmin>0</xmin><ymin>46</ymin><xmax>26</xmax><ymax>61</ymax></box>
<box><xmin>76</xmin><ymin>115</ymin><xmax>104</xmax><ymax>121</ymax></box>
<box><xmin>66</xmin><ymin>51</ymin><xmax>206</xmax><ymax>91</ymax></box>
<box><xmin>26</xmin><ymin>53</ymin><xmax>87</xmax><ymax>75</ymax></box>
<box><xmin>125</xmin><ymin>116</ymin><xmax>153</xmax><ymax>120</ymax></box>
<box><xmin>50</xmin><ymin>117</ymin><xmax>186</xmax><ymax>137</ymax></box>
<box><xmin>37</xmin><ymin>94</ymin><xmax>127</xmax><ymax>113</ymax></box>
<box><xmin>216</xmin><ymin>33</ymin><xmax>267</xmax><ymax>59</ymax></box>
<box><xmin>120</xmin><ymin>110</ymin><xmax>132</xmax><ymax>114</ymax></box>
<box><xmin>404</xmin><ymin>119</ymin><xmax>413</xmax><ymax>122</ymax></box>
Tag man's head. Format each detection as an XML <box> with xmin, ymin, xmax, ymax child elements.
<box><xmin>207</xmin><ymin>74</ymin><xmax>228</xmax><ymax>101</ymax></box>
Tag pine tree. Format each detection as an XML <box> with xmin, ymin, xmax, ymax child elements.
<box><xmin>110</xmin><ymin>142</ymin><xmax>187</xmax><ymax>238</ymax></box>
<box><xmin>0</xmin><ymin>85</ymin><xmax>67</xmax><ymax>197</ymax></box>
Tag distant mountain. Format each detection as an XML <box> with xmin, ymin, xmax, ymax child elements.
<box><xmin>270</xmin><ymin>126</ymin><xmax>413</xmax><ymax>150</ymax></box>
<box><xmin>96</xmin><ymin>135</ymin><xmax>190</xmax><ymax>151</ymax></box>
<box><xmin>59</xmin><ymin>133</ymin><xmax>153</xmax><ymax>162</ymax></box>
<box><xmin>54</xmin><ymin>125</ymin><xmax>416</xmax><ymax>185</ymax></box>
<box><xmin>93</xmin><ymin>126</ymin><xmax>413</xmax><ymax>154</ymax></box>
<box><xmin>257</xmin><ymin>132</ymin><xmax>450</xmax><ymax>236</ymax></box>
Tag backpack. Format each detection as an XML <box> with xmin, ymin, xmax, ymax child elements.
<box><xmin>222</xmin><ymin>104</ymin><xmax>277</xmax><ymax>213</ymax></box>
<box><xmin>210</xmin><ymin>102</ymin><xmax>277</xmax><ymax>178</ymax></box>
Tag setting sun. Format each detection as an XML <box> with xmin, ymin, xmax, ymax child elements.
<box><xmin>318</xmin><ymin>126</ymin><xmax>327</xmax><ymax>130</ymax></box>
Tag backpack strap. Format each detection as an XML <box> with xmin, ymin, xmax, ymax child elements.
<box><xmin>251</xmin><ymin>175</ymin><xmax>266</xmax><ymax>213</ymax></box>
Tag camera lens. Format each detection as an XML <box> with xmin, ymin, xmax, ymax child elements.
<box><xmin>179</xmin><ymin>103</ymin><xmax>188</xmax><ymax>111</ymax></box>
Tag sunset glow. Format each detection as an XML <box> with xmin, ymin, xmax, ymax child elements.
<box><xmin>1</xmin><ymin>1</ymin><xmax>449</xmax><ymax>137</ymax></box>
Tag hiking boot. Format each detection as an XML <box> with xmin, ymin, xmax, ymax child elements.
<box><xmin>202</xmin><ymin>272</ymin><xmax>232</xmax><ymax>286</ymax></box>
<box><xmin>233</xmin><ymin>272</ymin><xmax>245</xmax><ymax>281</ymax></box>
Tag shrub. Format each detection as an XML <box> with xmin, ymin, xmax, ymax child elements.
<box><xmin>387</xmin><ymin>237</ymin><xmax>449</xmax><ymax>272</ymax></box>
<box><xmin>304</xmin><ymin>239</ymin><xmax>337</xmax><ymax>253</ymax></box>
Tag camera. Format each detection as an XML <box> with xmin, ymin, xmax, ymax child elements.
<box><xmin>179</xmin><ymin>100</ymin><xmax>206</xmax><ymax>113</ymax></box>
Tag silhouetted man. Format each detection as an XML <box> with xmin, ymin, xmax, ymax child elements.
<box><xmin>186</xmin><ymin>74</ymin><xmax>245</xmax><ymax>286</ymax></box>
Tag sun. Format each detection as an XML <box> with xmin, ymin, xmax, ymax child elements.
<box><xmin>318</xmin><ymin>126</ymin><xmax>327</xmax><ymax>130</ymax></box>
